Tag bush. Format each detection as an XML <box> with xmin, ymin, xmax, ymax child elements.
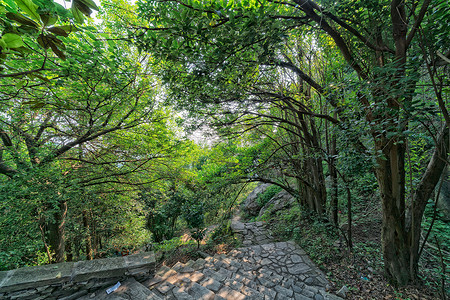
<box><xmin>256</xmin><ymin>185</ymin><xmax>282</xmax><ymax>207</ymax></box>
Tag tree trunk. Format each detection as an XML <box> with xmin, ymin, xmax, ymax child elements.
<box><xmin>378</xmin><ymin>126</ymin><xmax>449</xmax><ymax>286</ymax></box>
<box><xmin>330</xmin><ymin>127</ymin><xmax>338</xmax><ymax>226</ymax></box>
<box><xmin>66</xmin><ymin>241</ymin><xmax>73</xmax><ymax>262</ymax></box>
<box><xmin>47</xmin><ymin>200</ymin><xmax>67</xmax><ymax>263</ymax></box>
<box><xmin>83</xmin><ymin>210</ymin><xmax>93</xmax><ymax>260</ymax></box>
<box><xmin>408</xmin><ymin>126</ymin><xmax>449</xmax><ymax>281</ymax></box>
<box><xmin>376</xmin><ymin>137</ymin><xmax>411</xmax><ymax>285</ymax></box>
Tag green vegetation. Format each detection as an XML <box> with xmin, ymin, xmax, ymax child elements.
<box><xmin>257</xmin><ymin>185</ymin><xmax>282</xmax><ymax>207</ymax></box>
<box><xmin>0</xmin><ymin>0</ymin><xmax>448</xmax><ymax>297</ymax></box>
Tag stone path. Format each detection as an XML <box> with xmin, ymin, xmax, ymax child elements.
<box><xmin>84</xmin><ymin>220</ymin><xmax>342</xmax><ymax>299</ymax></box>
<box><xmin>230</xmin><ymin>220</ymin><xmax>274</xmax><ymax>246</ymax></box>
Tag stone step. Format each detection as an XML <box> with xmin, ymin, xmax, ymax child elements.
<box><xmin>145</xmin><ymin>259</ymin><xmax>280</xmax><ymax>300</ymax></box>
<box><xmin>109</xmin><ymin>241</ymin><xmax>345</xmax><ymax>300</ymax></box>
<box><xmin>81</xmin><ymin>227</ymin><xmax>344</xmax><ymax>300</ymax></box>
<box><xmin>79</xmin><ymin>277</ymin><xmax>162</xmax><ymax>300</ymax></box>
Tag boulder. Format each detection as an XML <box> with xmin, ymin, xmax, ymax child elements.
<box><xmin>242</xmin><ymin>183</ymin><xmax>271</xmax><ymax>217</ymax></box>
<box><xmin>258</xmin><ymin>190</ymin><xmax>295</xmax><ymax>218</ymax></box>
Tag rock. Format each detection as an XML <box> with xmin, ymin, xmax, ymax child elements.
<box><xmin>258</xmin><ymin>190</ymin><xmax>295</xmax><ymax>218</ymax></box>
<box><xmin>336</xmin><ymin>285</ymin><xmax>349</xmax><ymax>298</ymax></box>
<box><xmin>242</xmin><ymin>183</ymin><xmax>271</xmax><ymax>216</ymax></box>
<box><xmin>230</xmin><ymin>221</ymin><xmax>245</xmax><ymax>232</ymax></box>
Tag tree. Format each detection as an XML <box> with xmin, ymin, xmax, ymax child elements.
<box><xmin>130</xmin><ymin>0</ymin><xmax>449</xmax><ymax>285</ymax></box>
<box><xmin>0</xmin><ymin>28</ymin><xmax>162</xmax><ymax>263</ymax></box>
<box><xmin>0</xmin><ymin>0</ymin><xmax>99</xmax><ymax>78</ymax></box>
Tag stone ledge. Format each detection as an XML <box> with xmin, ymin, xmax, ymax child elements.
<box><xmin>0</xmin><ymin>252</ymin><xmax>155</xmax><ymax>294</ymax></box>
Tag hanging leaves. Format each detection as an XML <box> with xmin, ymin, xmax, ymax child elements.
<box><xmin>47</xmin><ymin>27</ymin><xmax>69</xmax><ymax>37</ymax></box>
<box><xmin>14</xmin><ymin>0</ymin><xmax>40</xmax><ymax>21</ymax></box>
<box><xmin>6</xmin><ymin>12</ymin><xmax>39</xmax><ymax>28</ymax></box>
<box><xmin>1</xmin><ymin>0</ymin><xmax>100</xmax><ymax>77</ymax></box>
<box><xmin>40</xmin><ymin>12</ymin><xmax>58</xmax><ymax>27</ymax></box>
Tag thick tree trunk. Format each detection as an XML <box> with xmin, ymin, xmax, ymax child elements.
<box><xmin>377</xmin><ymin>127</ymin><xmax>449</xmax><ymax>285</ymax></box>
<box><xmin>376</xmin><ymin>138</ymin><xmax>411</xmax><ymax>285</ymax></box>
<box><xmin>47</xmin><ymin>200</ymin><xmax>67</xmax><ymax>263</ymax></box>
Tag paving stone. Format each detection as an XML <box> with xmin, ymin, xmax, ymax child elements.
<box><xmin>144</xmin><ymin>275</ymin><xmax>163</xmax><ymax>288</ymax></box>
<box><xmin>190</xmin><ymin>271</ymin><xmax>205</xmax><ymax>282</ymax></box>
<box><xmin>304</xmin><ymin>285</ymin><xmax>320</xmax><ymax>294</ymax></box>
<box><xmin>257</xmin><ymin>276</ymin><xmax>276</xmax><ymax>288</ymax></box>
<box><xmin>156</xmin><ymin>266</ymin><xmax>171</xmax><ymax>276</ymax></box>
<box><xmin>217</xmin><ymin>268</ymin><xmax>232</xmax><ymax>279</ymax></box>
<box><xmin>156</xmin><ymin>281</ymin><xmax>175</xmax><ymax>294</ymax></box>
<box><xmin>288</xmin><ymin>263</ymin><xmax>311</xmax><ymax>275</ymax></box>
<box><xmin>201</xmin><ymin>278</ymin><xmax>222</xmax><ymax>292</ymax></box>
<box><xmin>305</xmin><ymin>277</ymin><xmax>315</xmax><ymax>285</ymax></box>
<box><xmin>258</xmin><ymin>285</ymin><xmax>277</xmax><ymax>298</ymax></box>
<box><xmin>291</xmin><ymin>254</ymin><xmax>303</xmax><ymax>263</ymax></box>
<box><xmin>281</xmin><ymin>278</ymin><xmax>294</xmax><ymax>289</ymax></box>
<box><xmin>274</xmin><ymin>285</ymin><xmax>294</xmax><ymax>298</ymax></box>
<box><xmin>315</xmin><ymin>294</ymin><xmax>325</xmax><ymax>300</ymax></box>
<box><xmin>292</xmin><ymin>284</ymin><xmax>303</xmax><ymax>294</ymax></box>
<box><xmin>172</xmin><ymin>262</ymin><xmax>185</xmax><ymax>272</ymax></box>
<box><xmin>300</xmin><ymin>288</ymin><xmax>316</xmax><ymax>298</ymax></box>
<box><xmin>188</xmin><ymin>282</ymin><xmax>215</xmax><ymax>300</ymax></box>
<box><xmin>172</xmin><ymin>286</ymin><xmax>195</xmax><ymax>300</ymax></box>
<box><xmin>295</xmin><ymin>293</ymin><xmax>312</xmax><ymax>300</ymax></box>
<box><xmin>224</xmin><ymin>279</ymin><xmax>243</xmax><ymax>291</ymax></box>
<box><xmin>217</xmin><ymin>286</ymin><xmax>246</xmax><ymax>300</ymax></box>
<box><xmin>202</xmin><ymin>269</ymin><xmax>226</xmax><ymax>283</ymax></box>
<box><xmin>241</xmin><ymin>286</ymin><xmax>264</xmax><ymax>299</ymax></box>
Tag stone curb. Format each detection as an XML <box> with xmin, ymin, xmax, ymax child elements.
<box><xmin>0</xmin><ymin>252</ymin><xmax>155</xmax><ymax>295</ymax></box>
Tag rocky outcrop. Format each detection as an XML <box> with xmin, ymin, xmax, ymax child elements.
<box><xmin>241</xmin><ymin>183</ymin><xmax>271</xmax><ymax>217</ymax></box>
<box><xmin>258</xmin><ymin>190</ymin><xmax>296</xmax><ymax>218</ymax></box>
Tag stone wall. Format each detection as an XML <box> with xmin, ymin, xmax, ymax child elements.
<box><xmin>0</xmin><ymin>252</ymin><xmax>155</xmax><ymax>300</ymax></box>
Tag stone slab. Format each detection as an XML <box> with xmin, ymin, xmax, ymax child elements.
<box><xmin>72</xmin><ymin>257</ymin><xmax>126</xmax><ymax>282</ymax></box>
<box><xmin>123</xmin><ymin>252</ymin><xmax>155</xmax><ymax>269</ymax></box>
<box><xmin>0</xmin><ymin>262</ymin><xmax>74</xmax><ymax>293</ymax></box>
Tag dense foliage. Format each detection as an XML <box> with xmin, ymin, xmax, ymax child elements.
<box><xmin>0</xmin><ymin>0</ymin><xmax>448</xmax><ymax>296</ymax></box>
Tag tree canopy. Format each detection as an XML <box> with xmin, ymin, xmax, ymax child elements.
<box><xmin>0</xmin><ymin>0</ymin><xmax>449</xmax><ymax>294</ymax></box>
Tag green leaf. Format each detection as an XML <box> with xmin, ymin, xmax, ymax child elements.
<box><xmin>15</xmin><ymin>79</ymin><xmax>27</xmax><ymax>88</ymax></box>
<box><xmin>14</xmin><ymin>0</ymin><xmax>40</xmax><ymax>21</ymax></box>
<box><xmin>40</xmin><ymin>12</ymin><xmax>58</xmax><ymax>26</ymax></box>
<box><xmin>74</xmin><ymin>0</ymin><xmax>92</xmax><ymax>17</ymax></box>
<box><xmin>71</xmin><ymin>6</ymin><xmax>84</xmax><ymax>24</ymax></box>
<box><xmin>6</xmin><ymin>12</ymin><xmax>39</xmax><ymax>28</ymax></box>
<box><xmin>47</xmin><ymin>27</ymin><xmax>69</xmax><ymax>37</ymax></box>
<box><xmin>4</xmin><ymin>0</ymin><xmax>18</xmax><ymax>12</ymax></box>
<box><xmin>56</xmin><ymin>25</ymin><xmax>79</xmax><ymax>33</ymax></box>
<box><xmin>2</xmin><ymin>33</ymin><xmax>24</xmax><ymax>48</ymax></box>
<box><xmin>79</xmin><ymin>0</ymin><xmax>99</xmax><ymax>11</ymax></box>
<box><xmin>0</xmin><ymin>39</ymin><xmax>7</xmax><ymax>50</ymax></box>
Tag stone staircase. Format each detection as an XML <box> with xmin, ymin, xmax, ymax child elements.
<box><xmin>83</xmin><ymin>221</ymin><xmax>342</xmax><ymax>300</ymax></box>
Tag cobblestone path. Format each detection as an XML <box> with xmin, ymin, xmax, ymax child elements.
<box><xmin>84</xmin><ymin>220</ymin><xmax>342</xmax><ymax>299</ymax></box>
